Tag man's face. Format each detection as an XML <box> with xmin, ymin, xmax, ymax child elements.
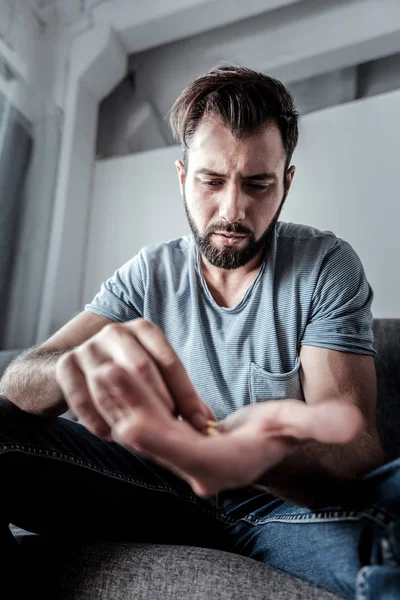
<box><xmin>176</xmin><ymin>116</ymin><xmax>295</xmax><ymax>270</ymax></box>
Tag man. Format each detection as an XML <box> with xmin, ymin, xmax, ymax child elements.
<box><xmin>1</xmin><ymin>65</ymin><xmax>399</xmax><ymax>599</ymax></box>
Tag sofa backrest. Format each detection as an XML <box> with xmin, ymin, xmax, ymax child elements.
<box><xmin>372</xmin><ymin>319</ymin><xmax>400</xmax><ymax>460</ymax></box>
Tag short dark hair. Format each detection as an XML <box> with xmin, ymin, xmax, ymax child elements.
<box><xmin>169</xmin><ymin>64</ymin><xmax>299</xmax><ymax>169</ymax></box>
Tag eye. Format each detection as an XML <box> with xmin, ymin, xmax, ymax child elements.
<box><xmin>246</xmin><ymin>183</ymin><xmax>271</xmax><ymax>191</ymax></box>
<box><xmin>201</xmin><ymin>180</ymin><xmax>223</xmax><ymax>187</ymax></box>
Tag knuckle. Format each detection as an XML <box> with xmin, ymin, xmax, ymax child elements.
<box><xmin>88</xmin><ymin>362</ymin><xmax>128</xmax><ymax>393</ymax></box>
<box><xmin>100</xmin><ymin>363</ymin><xmax>125</xmax><ymax>384</ymax></box>
<box><xmin>56</xmin><ymin>352</ymin><xmax>74</xmax><ymax>373</ymax></box>
<box><xmin>83</xmin><ymin>340</ymin><xmax>98</xmax><ymax>355</ymax></box>
<box><xmin>131</xmin><ymin>318</ymin><xmax>153</xmax><ymax>334</ymax></box>
<box><xmin>67</xmin><ymin>389</ymin><xmax>89</xmax><ymax>411</ymax></box>
<box><xmin>158</xmin><ymin>352</ymin><xmax>177</xmax><ymax>372</ymax></box>
<box><xmin>101</xmin><ymin>322</ymin><xmax>120</xmax><ymax>337</ymax></box>
<box><xmin>117</xmin><ymin>418</ymin><xmax>145</xmax><ymax>448</ymax></box>
<box><xmin>74</xmin><ymin>343</ymin><xmax>92</xmax><ymax>362</ymax></box>
<box><xmin>131</xmin><ymin>358</ymin><xmax>151</xmax><ymax>379</ymax></box>
<box><xmin>74</xmin><ymin>341</ymin><xmax>96</xmax><ymax>363</ymax></box>
<box><xmin>92</xmin><ymin>368</ymin><xmax>108</xmax><ymax>386</ymax></box>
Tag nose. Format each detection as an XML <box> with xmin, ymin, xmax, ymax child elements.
<box><xmin>218</xmin><ymin>183</ymin><xmax>246</xmax><ymax>223</ymax></box>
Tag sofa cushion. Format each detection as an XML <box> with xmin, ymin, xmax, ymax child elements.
<box><xmin>11</xmin><ymin>529</ymin><xmax>342</xmax><ymax>600</ymax></box>
<box><xmin>58</xmin><ymin>543</ymin><xmax>344</xmax><ymax>600</ymax></box>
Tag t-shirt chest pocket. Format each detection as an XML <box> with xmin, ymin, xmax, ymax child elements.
<box><xmin>249</xmin><ymin>356</ymin><xmax>304</xmax><ymax>403</ymax></box>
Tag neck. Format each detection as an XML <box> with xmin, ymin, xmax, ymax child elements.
<box><xmin>199</xmin><ymin>251</ymin><xmax>264</xmax><ymax>308</ymax></box>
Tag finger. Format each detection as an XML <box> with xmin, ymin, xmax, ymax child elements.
<box><xmin>125</xmin><ymin>319</ymin><xmax>214</xmax><ymax>426</ymax></box>
<box><xmin>99</xmin><ymin>363</ymin><xmax>171</xmax><ymax>423</ymax></box>
<box><xmin>125</xmin><ymin>319</ymin><xmax>214</xmax><ymax>428</ymax></box>
<box><xmin>112</xmin><ymin>414</ymin><xmax>202</xmax><ymax>471</ymax></box>
<box><xmin>112</xmin><ymin>414</ymin><xmax>284</xmax><ymax>491</ymax></box>
<box><xmin>75</xmin><ymin>343</ymin><xmax>131</xmax><ymax>426</ymax></box>
<box><xmin>55</xmin><ymin>353</ymin><xmax>112</xmax><ymax>440</ymax></box>
<box><xmin>258</xmin><ymin>400</ymin><xmax>363</xmax><ymax>444</ymax></box>
<box><xmin>102</xmin><ymin>324</ymin><xmax>175</xmax><ymax>413</ymax></box>
<box><xmin>76</xmin><ymin>343</ymin><xmax>169</xmax><ymax>428</ymax></box>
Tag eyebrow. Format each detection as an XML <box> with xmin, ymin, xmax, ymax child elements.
<box><xmin>194</xmin><ymin>168</ymin><xmax>276</xmax><ymax>180</ymax></box>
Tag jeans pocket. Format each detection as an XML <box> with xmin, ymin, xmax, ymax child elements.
<box><xmin>249</xmin><ymin>356</ymin><xmax>304</xmax><ymax>403</ymax></box>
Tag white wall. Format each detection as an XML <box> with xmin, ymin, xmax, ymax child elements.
<box><xmin>283</xmin><ymin>89</ymin><xmax>400</xmax><ymax>319</ymax></box>
<box><xmin>83</xmin><ymin>146</ymin><xmax>189</xmax><ymax>307</ymax></box>
<box><xmin>84</xmin><ymin>89</ymin><xmax>400</xmax><ymax>318</ymax></box>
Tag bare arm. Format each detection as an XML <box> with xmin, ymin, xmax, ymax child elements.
<box><xmin>254</xmin><ymin>347</ymin><xmax>385</xmax><ymax>505</ymax></box>
<box><xmin>0</xmin><ymin>312</ymin><xmax>114</xmax><ymax>416</ymax></box>
<box><xmin>0</xmin><ymin>346</ymin><xmax>72</xmax><ymax>416</ymax></box>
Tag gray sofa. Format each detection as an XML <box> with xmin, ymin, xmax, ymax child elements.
<box><xmin>1</xmin><ymin>318</ymin><xmax>399</xmax><ymax>599</ymax></box>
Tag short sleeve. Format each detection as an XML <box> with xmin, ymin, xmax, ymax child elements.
<box><xmin>85</xmin><ymin>252</ymin><xmax>146</xmax><ymax>323</ymax></box>
<box><xmin>301</xmin><ymin>239</ymin><xmax>375</xmax><ymax>356</ymax></box>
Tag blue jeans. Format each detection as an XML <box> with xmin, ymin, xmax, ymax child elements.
<box><xmin>1</xmin><ymin>395</ymin><xmax>399</xmax><ymax>599</ymax></box>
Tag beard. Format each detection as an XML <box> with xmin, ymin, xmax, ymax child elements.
<box><xmin>183</xmin><ymin>189</ymin><xmax>285</xmax><ymax>270</ymax></box>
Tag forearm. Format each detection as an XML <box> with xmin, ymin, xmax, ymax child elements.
<box><xmin>255</xmin><ymin>427</ymin><xmax>385</xmax><ymax>506</ymax></box>
<box><xmin>0</xmin><ymin>347</ymin><xmax>71</xmax><ymax>416</ymax></box>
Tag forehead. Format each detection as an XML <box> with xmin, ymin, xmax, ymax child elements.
<box><xmin>187</xmin><ymin>116</ymin><xmax>286</xmax><ymax>173</ymax></box>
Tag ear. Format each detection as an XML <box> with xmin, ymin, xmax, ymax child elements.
<box><xmin>284</xmin><ymin>165</ymin><xmax>296</xmax><ymax>199</ymax></box>
<box><xmin>175</xmin><ymin>160</ymin><xmax>186</xmax><ymax>196</ymax></box>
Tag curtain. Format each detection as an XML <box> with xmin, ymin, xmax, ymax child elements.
<box><xmin>0</xmin><ymin>92</ymin><xmax>33</xmax><ymax>348</ymax></box>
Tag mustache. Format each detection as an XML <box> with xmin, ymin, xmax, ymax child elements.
<box><xmin>206</xmin><ymin>222</ymin><xmax>253</xmax><ymax>236</ymax></box>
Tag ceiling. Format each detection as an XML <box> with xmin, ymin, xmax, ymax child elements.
<box><xmin>28</xmin><ymin>0</ymin><xmax>108</xmax><ymax>25</ymax></box>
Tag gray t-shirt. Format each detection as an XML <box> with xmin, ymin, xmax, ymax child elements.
<box><xmin>85</xmin><ymin>222</ymin><xmax>375</xmax><ymax>420</ymax></box>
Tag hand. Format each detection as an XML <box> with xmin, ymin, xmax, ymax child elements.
<box><xmin>55</xmin><ymin>319</ymin><xmax>214</xmax><ymax>440</ymax></box>
<box><xmin>112</xmin><ymin>399</ymin><xmax>363</xmax><ymax>496</ymax></box>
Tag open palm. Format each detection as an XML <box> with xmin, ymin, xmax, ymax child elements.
<box><xmin>113</xmin><ymin>399</ymin><xmax>363</xmax><ymax>497</ymax></box>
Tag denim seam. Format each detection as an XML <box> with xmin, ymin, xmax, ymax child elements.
<box><xmin>242</xmin><ymin>514</ymin><xmax>363</xmax><ymax>526</ymax></box>
<box><xmin>0</xmin><ymin>443</ymin><xmax>196</xmax><ymax>501</ymax></box>
<box><xmin>241</xmin><ymin>506</ymin><xmax>392</xmax><ymax>527</ymax></box>
<box><xmin>1</xmin><ymin>443</ymin><xmax>230</xmax><ymax>523</ymax></box>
